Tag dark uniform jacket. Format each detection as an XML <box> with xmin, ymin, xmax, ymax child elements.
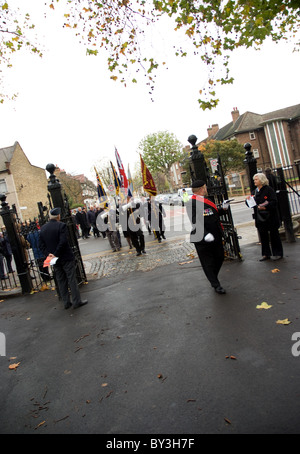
<box><xmin>39</xmin><ymin>219</ymin><xmax>74</xmax><ymax>263</ymax></box>
<box><xmin>252</xmin><ymin>185</ymin><xmax>280</xmax><ymax>229</ymax></box>
<box><xmin>186</xmin><ymin>195</ymin><xmax>226</xmax><ymax>244</ymax></box>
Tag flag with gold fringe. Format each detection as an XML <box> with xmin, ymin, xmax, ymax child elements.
<box><xmin>110</xmin><ymin>161</ymin><xmax>121</xmax><ymax>196</ymax></box>
<box><xmin>94</xmin><ymin>167</ymin><xmax>108</xmax><ymax>206</ymax></box>
<box><xmin>140</xmin><ymin>154</ymin><xmax>157</xmax><ymax>197</ymax></box>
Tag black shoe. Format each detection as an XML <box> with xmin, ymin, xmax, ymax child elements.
<box><xmin>162</xmin><ymin>234</ymin><xmax>166</xmax><ymax>239</ymax></box>
<box><xmin>272</xmin><ymin>255</ymin><xmax>283</xmax><ymax>260</ymax></box>
<box><xmin>142</xmin><ymin>250</ymin><xmax>146</xmax><ymax>254</ymax></box>
<box><xmin>65</xmin><ymin>302</ymin><xmax>72</xmax><ymax>309</ymax></box>
<box><xmin>136</xmin><ymin>252</ymin><xmax>142</xmax><ymax>256</ymax></box>
<box><xmin>214</xmin><ymin>286</ymin><xmax>226</xmax><ymax>294</ymax></box>
<box><xmin>158</xmin><ymin>239</ymin><xmax>161</xmax><ymax>243</ymax></box>
<box><xmin>259</xmin><ymin>256</ymin><xmax>270</xmax><ymax>261</ymax></box>
<box><xmin>73</xmin><ymin>300</ymin><xmax>88</xmax><ymax>309</ymax></box>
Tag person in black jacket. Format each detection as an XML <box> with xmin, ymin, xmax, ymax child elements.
<box><xmin>186</xmin><ymin>180</ymin><xmax>229</xmax><ymax>294</ymax></box>
<box><xmin>246</xmin><ymin>173</ymin><xmax>283</xmax><ymax>261</ymax></box>
<box><xmin>75</xmin><ymin>207</ymin><xmax>90</xmax><ymax>239</ymax></box>
<box><xmin>146</xmin><ymin>197</ymin><xmax>166</xmax><ymax>243</ymax></box>
<box><xmin>39</xmin><ymin>208</ymin><xmax>88</xmax><ymax>309</ymax></box>
<box><xmin>120</xmin><ymin>198</ymin><xmax>145</xmax><ymax>256</ymax></box>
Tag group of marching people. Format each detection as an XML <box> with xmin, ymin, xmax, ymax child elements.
<box><xmin>74</xmin><ymin>196</ymin><xmax>167</xmax><ymax>256</ymax></box>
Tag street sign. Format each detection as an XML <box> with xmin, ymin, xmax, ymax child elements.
<box><xmin>210</xmin><ymin>159</ymin><xmax>218</xmax><ymax>172</ymax></box>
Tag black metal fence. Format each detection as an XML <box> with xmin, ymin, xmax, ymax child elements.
<box><xmin>0</xmin><ymin>203</ymin><xmax>57</xmax><ymax>294</ymax></box>
<box><xmin>267</xmin><ymin>164</ymin><xmax>300</xmax><ymax>216</ymax></box>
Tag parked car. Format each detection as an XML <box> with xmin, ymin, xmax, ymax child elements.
<box><xmin>155</xmin><ymin>193</ymin><xmax>179</xmax><ymax>205</ymax></box>
<box><xmin>177</xmin><ymin>188</ymin><xmax>193</xmax><ymax>205</ymax></box>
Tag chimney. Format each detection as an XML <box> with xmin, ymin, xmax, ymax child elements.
<box><xmin>231</xmin><ymin>107</ymin><xmax>240</xmax><ymax>123</ymax></box>
<box><xmin>211</xmin><ymin>124</ymin><xmax>219</xmax><ymax>135</ymax></box>
<box><xmin>207</xmin><ymin>125</ymin><xmax>213</xmax><ymax>137</ymax></box>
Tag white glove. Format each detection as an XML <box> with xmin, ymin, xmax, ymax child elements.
<box><xmin>204</xmin><ymin>233</ymin><xmax>214</xmax><ymax>242</ymax></box>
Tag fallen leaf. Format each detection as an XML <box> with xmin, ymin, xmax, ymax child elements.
<box><xmin>101</xmin><ymin>383</ymin><xmax>108</xmax><ymax>387</ymax></box>
<box><xmin>224</xmin><ymin>418</ymin><xmax>231</xmax><ymax>424</ymax></box>
<box><xmin>230</xmin><ymin>356</ymin><xmax>237</xmax><ymax>360</ymax></box>
<box><xmin>34</xmin><ymin>421</ymin><xmax>46</xmax><ymax>429</ymax></box>
<box><xmin>256</xmin><ymin>302</ymin><xmax>272</xmax><ymax>310</ymax></box>
<box><xmin>9</xmin><ymin>362</ymin><xmax>20</xmax><ymax>370</ymax></box>
<box><xmin>271</xmin><ymin>268</ymin><xmax>280</xmax><ymax>273</ymax></box>
<box><xmin>276</xmin><ymin>318</ymin><xmax>291</xmax><ymax>325</ymax></box>
<box><xmin>157</xmin><ymin>374</ymin><xmax>163</xmax><ymax>379</ymax></box>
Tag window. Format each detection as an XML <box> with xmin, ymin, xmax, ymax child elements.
<box><xmin>249</xmin><ymin>131</ymin><xmax>256</xmax><ymax>140</ymax></box>
<box><xmin>0</xmin><ymin>179</ymin><xmax>7</xmax><ymax>193</ymax></box>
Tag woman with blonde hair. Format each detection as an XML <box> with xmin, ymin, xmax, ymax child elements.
<box><xmin>247</xmin><ymin>173</ymin><xmax>283</xmax><ymax>261</ymax></box>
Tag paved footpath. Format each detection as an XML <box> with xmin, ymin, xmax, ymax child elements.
<box><xmin>82</xmin><ymin>222</ymin><xmax>260</xmax><ymax>281</ymax></box>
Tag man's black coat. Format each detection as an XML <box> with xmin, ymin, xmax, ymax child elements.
<box><xmin>39</xmin><ymin>219</ymin><xmax>74</xmax><ymax>263</ymax></box>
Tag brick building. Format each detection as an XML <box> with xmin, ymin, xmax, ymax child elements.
<box><xmin>0</xmin><ymin>142</ymin><xmax>48</xmax><ymax>221</ymax></box>
<box><xmin>203</xmin><ymin>104</ymin><xmax>300</xmax><ymax>169</ymax></box>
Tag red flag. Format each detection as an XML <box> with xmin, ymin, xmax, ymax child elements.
<box><xmin>140</xmin><ymin>154</ymin><xmax>157</xmax><ymax>197</ymax></box>
<box><xmin>115</xmin><ymin>147</ymin><xmax>128</xmax><ymax>190</ymax></box>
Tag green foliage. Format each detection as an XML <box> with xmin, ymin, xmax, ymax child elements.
<box><xmin>199</xmin><ymin>139</ymin><xmax>245</xmax><ymax>175</ymax></box>
<box><xmin>54</xmin><ymin>0</ymin><xmax>299</xmax><ymax>109</ymax></box>
<box><xmin>1</xmin><ymin>0</ymin><xmax>299</xmax><ymax>108</ymax></box>
<box><xmin>138</xmin><ymin>130</ymin><xmax>184</xmax><ymax>175</ymax></box>
<box><xmin>0</xmin><ymin>1</ymin><xmax>43</xmax><ymax>102</ymax></box>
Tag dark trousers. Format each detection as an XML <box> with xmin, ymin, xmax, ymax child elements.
<box><xmin>258</xmin><ymin>225</ymin><xmax>283</xmax><ymax>257</ymax></box>
<box><xmin>54</xmin><ymin>260</ymin><xmax>82</xmax><ymax>308</ymax></box>
<box><xmin>195</xmin><ymin>241</ymin><xmax>224</xmax><ymax>288</ymax></box>
<box><xmin>130</xmin><ymin>230</ymin><xmax>145</xmax><ymax>253</ymax></box>
<box><xmin>4</xmin><ymin>254</ymin><xmax>13</xmax><ymax>273</ymax></box>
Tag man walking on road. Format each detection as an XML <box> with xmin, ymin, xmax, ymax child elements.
<box><xmin>39</xmin><ymin>207</ymin><xmax>88</xmax><ymax>309</ymax></box>
<box><xmin>186</xmin><ymin>180</ymin><xmax>228</xmax><ymax>294</ymax></box>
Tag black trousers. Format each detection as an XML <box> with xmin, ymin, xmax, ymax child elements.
<box><xmin>257</xmin><ymin>224</ymin><xmax>283</xmax><ymax>257</ymax></box>
<box><xmin>130</xmin><ymin>230</ymin><xmax>145</xmax><ymax>253</ymax></box>
<box><xmin>194</xmin><ymin>241</ymin><xmax>224</xmax><ymax>288</ymax></box>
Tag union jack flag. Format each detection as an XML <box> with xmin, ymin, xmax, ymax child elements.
<box><xmin>115</xmin><ymin>147</ymin><xmax>128</xmax><ymax>190</ymax></box>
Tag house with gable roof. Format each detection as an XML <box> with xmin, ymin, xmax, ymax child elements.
<box><xmin>203</xmin><ymin>104</ymin><xmax>300</xmax><ymax>169</ymax></box>
<box><xmin>0</xmin><ymin>141</ymin><xmax>48</xmax><ymax>222</ymax></box>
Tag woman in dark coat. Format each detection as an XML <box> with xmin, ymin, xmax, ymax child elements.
<box><xmin>247</xmin><ymin>173</ymin><xmax>283</xmax><ymax>261</ymax></box>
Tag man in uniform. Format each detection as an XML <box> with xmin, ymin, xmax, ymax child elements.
<box><xmin>186</xmin><ymin>180</ymin><xmax>229</xmax><ymax>294</ymax></box>
<box><xmin>39</xmin><ymin>207</ymin><xmax>88</xmax><ymax>309</ymax></box>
